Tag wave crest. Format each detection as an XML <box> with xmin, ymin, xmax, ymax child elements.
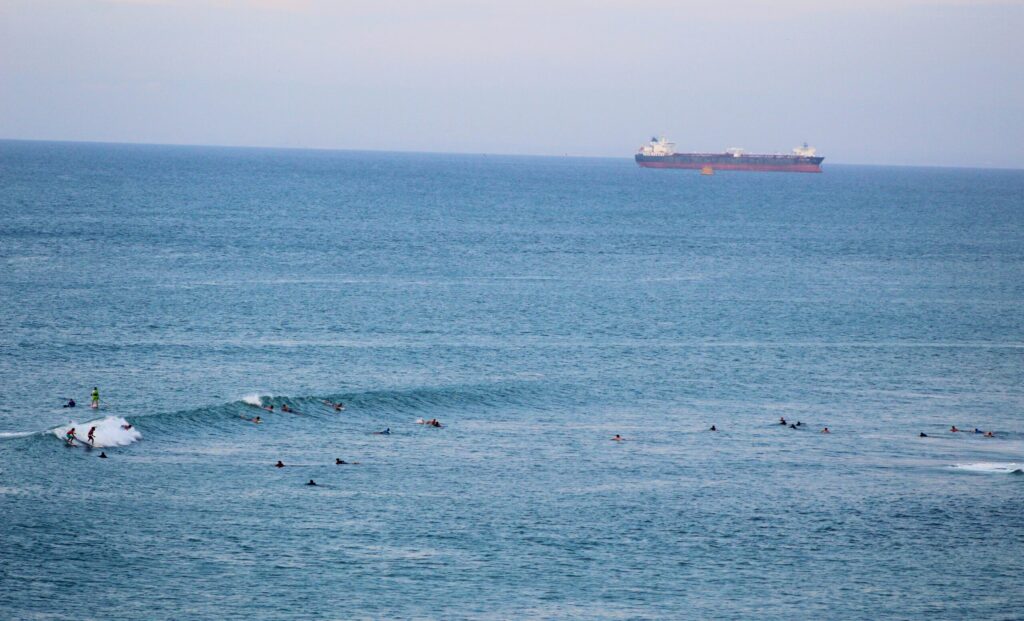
<box><xmin>951</xmin><ymin>462</ymin><xmax>1023</xmax><ymax>474</ymax></box>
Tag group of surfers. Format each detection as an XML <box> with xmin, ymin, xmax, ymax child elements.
<box><xmin>936</xmin><ymin>426</ymin><xmax>996</xmax><ymax>438</ymax></box>
<box><xmin>275</xmin><ymin>456</ymin><xmax>363</xmax><ymax>486</ymax></box>
<box><xmin>242</xmin><ymin>400</ymin><xmax>345</xmax><ymax>422</ymax></box>
<box><xmin>245</xmin><ymin>400</ymin><xmax>442</xmax><ymax>436</ymax></box>
<box><xmin>612</xmin><ymin>417</ymin><xmax>999</xmax><ymax>442</ymax></box>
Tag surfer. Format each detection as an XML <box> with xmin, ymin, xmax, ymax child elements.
<box><xmin>950</xmin><ymin>425</ymin><xmax>959</xmax><ymax>433</ymax></box>
<box><xmin>920</xmin><ymin>432</ymin><xmax>928</xmax><ymax>437</ymax></box>
<box><xmin>821</xmin><ymin>427</ymin><xmax>831</xmax><ymax>434</ymax></box>
<box><xmin>974</xmin><ymin>428</ymin><xmax>983</xmax><ymax>434</ymax></box>
<box><xmin>985</xmin><ymin>431</ymin><xmax>995</xmax><ymax>438</ymax></box>
<box><xmin>710</xmin><ymin>425</ymin><xmax>717</xmax><ymax>431</ymax></box>
<box><xmin>99</xmin><ymin>452</ymin><xmax>107</xmax><ymax>458</ymax></box>
<box><xmin>90</xmin><ymin>387</ymin><xmax>99</xmax><ymax>408</ymax></box>
<box><xmin>323</xmin><ymin>400</ymin><xmax>345</xmax><ymax>411</ymax></box>
<box><xmin>121</xmin><ymin>423</ymin><xmax>133</xmax><ymax>430</ymax></box>
<box><xmin>87</xmin><ymin>426</ymin><xmax>96</xmax><ymax>445</ymax></box>
<box><xmin>274</xmin><ymin>460</ymin><xmax>285</xmax><ymax>468</ymax></box>
<box><xmin>252</xmin><ymin>416</ymin><xmax>262</xmax><ymax>424</ymax></box>
<box><xmin>789</xmin><ymin>424</ymin><xmax>797</xmax><ymax>429</ymax></box>
<box><xmin>262</xmin><ymin>405</ymin><xmax>274</xmax><ymax>412</ymax></box>
<box><xmin>65</xmin><ymin>427</ymin><xmax>77</xmax><ymax>444</ymax></box>
<box><xmin>374</xmin><ymin>428</ymin><xmax>390</xmax><ymax>435</ymax></box>
<box><xmin>63</xmin><ymin>398</ymin><xmax>76</xmax><ymax>408</ymax></box>
<box><xmin>336</xmin><ymin>458</ymin><xmax>360</xmax><ymax>465</ymax></box>
<box><xmin>612</xmin><ymin>434</ymin><xmax>623</xmax><ymax>441</ymax></box>
<box><xmin>779</xmin><ymin>417</ymin><xmax>787</xmax><ymax>425</ymax></box>
<box><xmin>281</xmin><ymin>404</ymin><xmax>293</xmax><ymax>413</ymax></box>
<box><xmin>306</xmin><ymin>479</ymin><xmax>317</xmax><ymax>486</ymax></box>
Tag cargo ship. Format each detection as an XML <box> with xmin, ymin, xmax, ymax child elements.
<box><xmin>635</xmin><ymin>137</ymin><xmax>824</xmax><ymax>173</ymax></box>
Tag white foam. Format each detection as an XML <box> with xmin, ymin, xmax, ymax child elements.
<box><xmin>52</xmin><ymin>416</ymin><xmax>141</xmax><ymax>448</ymax></box>
<box><xmin>241</xmin><ymin>394</ymin><xmax>266</xmax><ymax>407</ymax></box>
<box><xmin>0</xmin><ymin>431</ymin><xmax>36</xmax><ymax>439</ymax></box>
<box><xmin>951</xmin><ymin>462</ymin><xmax>1023</xmax><ymax>474</ymax></box>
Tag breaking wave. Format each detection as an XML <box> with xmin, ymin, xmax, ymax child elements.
<box><xmin>51</xmin><ymin>416</ymin><xmax>141</xmax><ymax>448</ymax></box>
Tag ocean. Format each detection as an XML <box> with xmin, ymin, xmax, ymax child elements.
<box><xmin>1</xmin><ymin>140</ymin><xmax>1022</xmax><ymax>620</ymax></box>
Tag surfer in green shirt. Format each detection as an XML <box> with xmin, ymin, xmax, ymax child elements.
<box><xmin>90</xmin><ymin>387</ymin><xmax>100</xmax><ymax>408</ymax></box>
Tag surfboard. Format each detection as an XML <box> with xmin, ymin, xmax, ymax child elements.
<box><xmin>64</xmin><ymin>438</ymin><xmax>96</xmax><ymax>449</ymax></box>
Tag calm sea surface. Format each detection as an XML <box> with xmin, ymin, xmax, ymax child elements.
<box><xmin>1</xmin><ymin>140</ymin><xmax>1022</xmax><ymax>620</ymax></box>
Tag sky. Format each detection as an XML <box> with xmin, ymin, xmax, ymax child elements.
<box><xmin>1</xmin><ymin>0</ymin><xmax>1022</xmax><ymax>167</ymax></box>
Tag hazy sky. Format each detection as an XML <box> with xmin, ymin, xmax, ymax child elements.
<box><xmin>1</xmin><ymin>0</ymin><xmax>1022</xmax><ymax>167</ymax></box>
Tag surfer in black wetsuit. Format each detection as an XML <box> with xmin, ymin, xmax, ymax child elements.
<box><xmin>99</xmin><ymin>452</ymin><xmax>108</xmax><ymax>458</ymax></box>
<box><xmin>779</xmin><ymin>417</ymin><xmax>787</xmax><ymax>425</ymax></box>
<box><xmin>919</xmin><ymin>432</ymin><xmax>928</xmax><ymax>437</ymax></box>
<box><xmin>274</xmin><ymin>460</ymin><xmax>285</xmax><ymax>468</ymax></box>
<box><xmin>63</xmin><ymin>398</ymin><xmax>76</xmax><ymax>408</ymax></box>
<box><xmin>710</xmin><ymin>425</ymin><xmax>717</xmax><ymax>431</ymax></box>
<box><xmin>374</xmin><ymin>428</ymin><xmax>390</xmax><ymax>435</ymax></box>
<box><xmin>306</xmin><ymin>479</ymin><xmax>317</xmax><ymax>486</ymax></box>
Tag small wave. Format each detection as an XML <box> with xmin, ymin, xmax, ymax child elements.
<box><xmin>51</xmin><ymin>416</ymin><xmax>141</xmax><ymax>448</ymax></box>
<box><xmin>1</xmin><ymin>382</ymin><xmax>547</xmax><ymax>448</ymax></box>
<box><xmin>951</xmin><ymin>462</ymin><xmax>1023</xmax><ymax>474</ymax></box>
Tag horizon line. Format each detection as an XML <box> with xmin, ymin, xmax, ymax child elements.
<box><xmin>1</xmin><ymin>137</ymin><xmax>1021</xmax><ymax>172</ymax></box>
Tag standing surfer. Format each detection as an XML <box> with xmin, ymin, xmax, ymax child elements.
<box><xmin>90</xmin><ymin>387</ymin><xmax>100</xmax><ymax>409</ymax></box>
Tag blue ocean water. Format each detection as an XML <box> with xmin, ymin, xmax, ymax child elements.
<box><xmin>1</xmin><ymin>140</ymin><xmax>1022</xmax><ymax>620</ymax></box>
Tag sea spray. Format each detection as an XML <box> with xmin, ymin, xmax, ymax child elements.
<box><xmin>242</xmin><ymin>394</ymin><xmax>267</xmax><ymax>407</ymax></box>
